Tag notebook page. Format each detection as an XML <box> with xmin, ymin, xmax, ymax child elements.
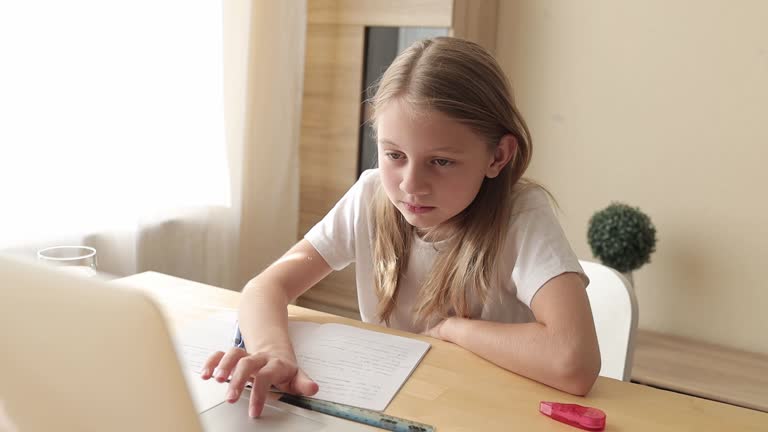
<box><xmin>176</xmin><ymin>310</ymin><xmax>321</xmax><ymax>374</ymax></box>
<box><xmin>293</xmin><ymin>323</ymin><xmax>431</xmax><ymax>411</ymax></box>
<box><xmin>175</xmin><ymin>313</ymin><xmax>430</xmax><ymax>411</ymax></box>
<box><xmin>175</xmin><ymin>310</ymin><xmax>238</xmax><ymax>373</ymax></box>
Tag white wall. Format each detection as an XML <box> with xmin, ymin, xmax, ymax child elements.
<box><xmin>496</xmin><ymin>0</ymin><xmax>768</xmax><ymax>353</ymax></box>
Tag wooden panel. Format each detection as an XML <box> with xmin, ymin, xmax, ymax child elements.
<box><xmin>451</xmin><ymin>0</ymin><xmax>499</xmax><ymax>54</ymax></box>
<box><xmin>295</xmin><ymin>279</ymin><xmax>362</xmax><ymax>320</ymax></box>
<box><xmin>309</xmin><ymin>0</ymin><xmax>453</xmax><ymax>27</ymax></box>
<box><xmin>632</xmin><ymin>330</ymin><xmax>768</xmax><ymax>412</ymax></box>
<box><xmin>299</xmin><ymin>23</ymin><xmax>364</xmax><ymax>235</ymax></box>
<box><xmin>297</xmin><ymin>21</ymin><xmax>365</xmax><ymax>318</ymax></box>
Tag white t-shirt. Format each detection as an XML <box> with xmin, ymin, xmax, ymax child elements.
<box><xmin>305</xmin><ymin>169</ymin><xmax>586</xmax><ymax>333</ymax></box>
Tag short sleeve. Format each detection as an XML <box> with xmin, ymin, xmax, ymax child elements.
<box><xmin>303</xmin><ymin>170</ymin><xmax>377</xmax><ymax>271</ymax></box>
<box><xmin>508</xmin><ymin>188</ymin><xmax>588</xmax><ymax>308</ymax></box>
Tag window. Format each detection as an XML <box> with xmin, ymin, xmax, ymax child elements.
<box><xmin>0</xmin><ymin>1</ymin><xmax>230</xmax><ymax>246</ymax></box>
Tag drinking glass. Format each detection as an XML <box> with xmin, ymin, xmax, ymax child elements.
<box><xmin>37</xmin><ymin>246</ymin><xmax>98</xmax><ymax>278</ymax></box>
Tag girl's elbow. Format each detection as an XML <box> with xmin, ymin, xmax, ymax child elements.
<box><xmin>563</xmin><ymin>365</ymin><xmax>600</xmax><ymax>396</ymax></box>
<box><xmin>554</xmin><ymin>349</ymin><xmax>601</xmax><ymax>396</ymax></box>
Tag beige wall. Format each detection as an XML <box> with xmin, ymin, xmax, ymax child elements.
<box><xmin>496</xmin><ymin>0</ymin><xmax>768</xmax><ymax>354</ymax></box>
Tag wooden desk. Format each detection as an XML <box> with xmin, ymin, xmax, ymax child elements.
<box><xmin>633</xmin><ymin>330</ymin><xmax>768</xmax><ymax>413</ymax></box>
<box><xmin>115</xmin><ymin>272</ymin><xmax>768</xmax><ymax>431</ymax></box>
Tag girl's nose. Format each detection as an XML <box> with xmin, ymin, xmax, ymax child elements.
<box><xmin>400</xmin><ymin>166</ymin><xmax>430</xmax><ymax>196</ymax></box>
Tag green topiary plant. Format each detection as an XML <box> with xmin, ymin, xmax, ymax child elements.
<box><xmin>587</xmin><ymin>202</ymin><xmax>657</xmax><ymax>275</ymax></box>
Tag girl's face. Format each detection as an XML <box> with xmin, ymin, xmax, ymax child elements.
<box><xmin>376</xmin><ymin>99</ymin><xmax>505</xmax><ymax>229</ymax></box>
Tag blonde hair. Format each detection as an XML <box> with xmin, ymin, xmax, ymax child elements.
<box><xmin>369</xmin><ymin>37</ymin><xmax>535</xmax><ymax>327</ymax></box>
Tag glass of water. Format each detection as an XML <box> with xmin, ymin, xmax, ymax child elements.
<box><xmin>37</xmin><ymin>246</ymin><xmax>98</xmax><ymax>278</ymax></box>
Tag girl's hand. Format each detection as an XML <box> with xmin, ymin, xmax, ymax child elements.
<box><xmin>422</xmin><ymin>318</ymin><xmax>450</xmax><ymax>341</ymax></box>
<box><xmin>200</xmin><ymin>348</ymin><xmax>319</xmax><ymax>418</ymax></box>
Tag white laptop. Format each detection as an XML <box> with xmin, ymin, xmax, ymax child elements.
<box><xmin>0</xmin><ymin>255</ymin><xmax>375</xmax><ymax>431</ymax></box>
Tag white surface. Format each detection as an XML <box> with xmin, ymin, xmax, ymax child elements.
<box><xmin>176</xmin><ymin>310</ymin><xmax>239</xmax><ymax>374</ymax></box>
<box><xmin>581</xmin><ymin>260</ymin><xmax>639</xmax><ymax>381</ymax></box>
<box><xmin>290</xmin><ymin>323</ymin><xmax>431</xmax><ymax>411</ymax></box>
<box><xmin>183</xmin><ymin>369</ymin><xmax>229</xmax><ymax>413</ymax></box>
<box><xmin>177</xmin><ymin>311</ymin><xmax>430</xmax><ymax>411</ymax></box>
<box><xmin>0</xmin><ymin>255</ymin><xmax>204</xmax><ymax>431</ymax></box>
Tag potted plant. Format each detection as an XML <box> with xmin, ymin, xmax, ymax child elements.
<box><xmin>587</xmin><ymin>202</ymin><xmax>657</xmax><ymax>285</ymax></box>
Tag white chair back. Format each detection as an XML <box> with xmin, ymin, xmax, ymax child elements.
<box><xmin>580</xmin><ymin>259</ymin><xmax>639</xmax><ymax>381</ymax></box>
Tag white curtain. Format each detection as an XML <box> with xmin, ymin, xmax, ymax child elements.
<box><xmin>0</xmin><ymin>1</ymin><xmax>306</xmax><ymax>290</ymax></box>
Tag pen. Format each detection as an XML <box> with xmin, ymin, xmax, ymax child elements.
<box><xmin>233</xmin><ymin>321</ymin><xmax>246</xmax><ymax>349</ymax></box>
<box><xmin>232</xmin><ymin>322</ymin><xmax>253</xmax><ymax>389</ymax></box>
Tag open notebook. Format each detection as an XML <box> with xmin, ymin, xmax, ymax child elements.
<box><xmin>177</xmin><ymin>311</ymin><xmax>431</xmax><ymax>411</ymax></box>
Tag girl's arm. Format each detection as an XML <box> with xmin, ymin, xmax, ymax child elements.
<box><xmin>237</xmin><ymin>239</ymin><xmax>333</xmax><ymax>360</ymax></box>
<box><xmin>202</xmin><ymin>239</ymin><xmax>333</xmax><ymax>417</ymax></box>
<box><xmin>429</xmin><ymin>272</ymin><xmax>601</xmax><ymax>395</ymax></box>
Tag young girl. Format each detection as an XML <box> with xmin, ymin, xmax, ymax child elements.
<box><xmin>201</xmin><ymin>37</ymin><xmax>601</xmax><ymax>418</ymax></box>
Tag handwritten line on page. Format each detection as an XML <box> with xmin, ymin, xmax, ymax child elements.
<box><xmin>174</xmin><ymin>310</ymin><xmax>431</xmax><ymax>411</ymax></box>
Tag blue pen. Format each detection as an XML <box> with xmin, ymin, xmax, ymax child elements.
<box><xmin>233</xmin><ymin>321</ymin><xmax>255</xmax><ymax>389</ymax></box>
<box><xmin>233</xmin><ymin>321</ymin><xmax>246</xmax><ymax>349</ymax></box>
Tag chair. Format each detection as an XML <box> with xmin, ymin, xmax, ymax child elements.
<box><xmin>580</xmin><ymin>259</ymin><xmax>639</xmax><ymax>381</ymax></box>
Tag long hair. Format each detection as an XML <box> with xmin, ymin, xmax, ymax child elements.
<box><xmin>369</xmin><ymin>37</ymin><xmax>534</xmax><ymax>327</ymax></box>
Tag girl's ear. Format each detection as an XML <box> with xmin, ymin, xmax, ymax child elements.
<box><xmin>486</xmin><ymin>134</ymin><xmax>517</xmax><ymax>178</ymax></box>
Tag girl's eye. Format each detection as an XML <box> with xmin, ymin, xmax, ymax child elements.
<box><xmin>432</xmin><ymin>159</ymin><xmax>453</xmax><ymax>167</ymax></box>
<box><xmin>386</xmin><ymin>152</ymin><xmax>404</xmax><ymax>160</ymax></box>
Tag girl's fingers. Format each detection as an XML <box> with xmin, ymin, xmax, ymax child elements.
<box><xmin>248</xmin><ymin>381</ymin><xmax>265</xmax><ymax>419</ymax></box>
<box><xmin>200</xmin><ymin>349</ymin><xmax>309</xmax><ymax>417</ymax></box>
<box><xmin>274</xmin><ymin>368</ymin><xmax>319</xmax><ymax>395</ymax></box>
<box><xmin>200</xmin><ymin>351</ymin><xmax>226</xmax><ymax>380</ymax></box>
<box><xmin>226</xmin><ymin>353</ymin><xmax>270</xmax><ymax>402</ymax></box>
<box><xmin>291</xmin><ymin>369</ymin><xmax>319</xmax><ymax>396</ymax></box>
<box><xmin>211</xmin><ymin>347</ymin><xmax>248</xmax><ymax>383</ymax></box>
<box><xmin>248</xmin><ymin>359</ymin><xmax>296</xmax><ymax>418</ymax></box>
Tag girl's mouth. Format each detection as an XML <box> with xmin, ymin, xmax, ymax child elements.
<box><xmin>403</xmin><ymin>203</ymin><xmax>435</xmax><ymax>214</ymax></box>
